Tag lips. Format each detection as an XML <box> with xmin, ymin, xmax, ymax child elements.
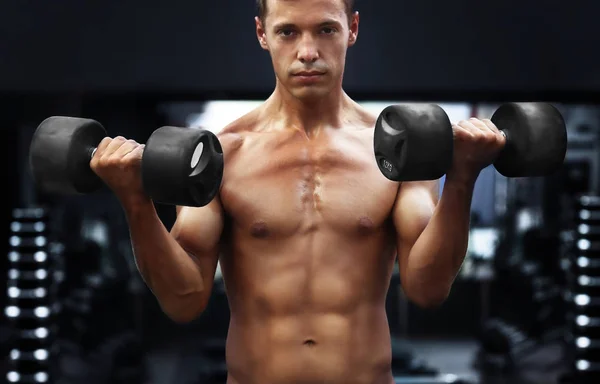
<box><xmin>294</xmin><ymin>72</ymin><xmax>324</xmax><ymax>77</ymax></box>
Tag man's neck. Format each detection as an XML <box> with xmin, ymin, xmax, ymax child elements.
<box><xmin>265</xmin><ymin>83</ymin><xmax>352</xmax><ymax>136</ymax></box>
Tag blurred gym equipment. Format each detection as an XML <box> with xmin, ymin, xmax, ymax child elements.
<box><xmin>560</xmin><ymin>195</ymin><xmax>600</xmax><ymax>384</ymax></box>
<box><xmin>4</xmin><ymin>207</ymin><xmax>61</xmax><ymax>384</ymax></box>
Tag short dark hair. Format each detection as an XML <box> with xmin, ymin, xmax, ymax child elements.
<box><xmin>256</xmin><ymin>0</ymin><xmax>355</xmax><ymax>24</ymax></box>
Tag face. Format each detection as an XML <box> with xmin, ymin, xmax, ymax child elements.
<box><xmin>256</xmin><ymin>0</ymin><xmax>359</xmax><ymax>102</ymax></box>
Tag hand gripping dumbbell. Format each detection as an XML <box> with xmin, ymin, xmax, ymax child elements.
<box><xmin>373</xmin><ymin>103</ymin><xmax>568</xmax><ymax>181</ymax></box>
<box><xmin>28</xmin><ymin>116</ymin><xmax>224</xmax><ymax>207</ymax></box>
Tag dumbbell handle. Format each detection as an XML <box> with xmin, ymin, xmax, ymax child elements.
<box><xmin>87</xmin><ymin>140</ymin><xmax>203</xmax><ymax>168</ymax></box>
<box><xmin>88</xmin><ymin>145</ymin><xmax>144</xmax><ymax>160</ymax></box>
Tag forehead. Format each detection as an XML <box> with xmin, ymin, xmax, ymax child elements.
<box><xmin>265</xmin><ymin>0</ymin><xmax>347</xmax><ymax>23</ymax></box>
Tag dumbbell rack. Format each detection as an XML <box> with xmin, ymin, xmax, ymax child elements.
<box><xmin>563</xmin><ymin>195</ymin><xmax>600</xmax><ymax>383</ymax></box>
<box><xmin>4</xmin><ymin>208</ymin><xmax>61</xmax><ymax>384</ymax></box>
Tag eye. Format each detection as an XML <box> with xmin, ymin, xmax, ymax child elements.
<box><xmin>320</xmin><ymin>27</ymin><xmax>337</xmax><ymax>35</ymax></box>
<box><xmin>277</xmin><ymin>29</ymin><xmax>296</xmax><ymax>37</ymax></box>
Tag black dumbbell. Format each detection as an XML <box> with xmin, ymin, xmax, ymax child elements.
<box><xmin>28</xmin><ymin>116</ymin><xmax>224</xmax><ymax>207</ymax></box>
<box><xmin>373</xmin><ymin>103</ymin><xmax>567</xmax><ymax>182</ymax></box>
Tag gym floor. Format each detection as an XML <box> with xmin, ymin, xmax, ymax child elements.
<box><xmin>405</xmin><ymin>338</ymin><xmax>566</xmax><ymax>384</ymax></box>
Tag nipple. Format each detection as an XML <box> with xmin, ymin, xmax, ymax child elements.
<box><xmin>250</xmin><ymin>221</ymin><xmax>270</xmax><ymax>238</ymax></box>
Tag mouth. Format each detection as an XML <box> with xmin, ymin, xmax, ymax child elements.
<box><xmin>293</xmin><ymin>72</ymin><xmax>324</xmax><ymax>77</ymax></box>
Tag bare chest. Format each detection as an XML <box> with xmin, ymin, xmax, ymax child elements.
<box><xmin>220</xmin><ymin>131</ymin><xmax>399</xmax><ymax>237</ymax></box>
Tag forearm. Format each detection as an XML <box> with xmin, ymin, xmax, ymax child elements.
<box><xmin>404</xmin><ymin>178</ymin><xmax>475</xmax><ymax>305</ymax></box>
<box><xmin>123</xmin><ymin>198</ymin><xmax>206</xmax><ymax>305</ymax></box>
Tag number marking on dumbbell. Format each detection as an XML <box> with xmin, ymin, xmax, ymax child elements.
<box><xmin>382</xmin><ymin>159</ymin><xmax>394</xmax><ymax>173</ymax></box>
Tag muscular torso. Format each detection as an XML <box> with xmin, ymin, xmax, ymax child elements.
<box><xmin>218</xmin><ymin>122</ymin><xmax>400</xmax><ymax>384</ymax></box>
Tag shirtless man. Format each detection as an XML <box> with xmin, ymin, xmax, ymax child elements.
<box><xmin>90</xmin><ymin>0</ymin><xmax>506</xmax><ymax>382</ymax></box>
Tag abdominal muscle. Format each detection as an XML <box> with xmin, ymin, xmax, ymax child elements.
<box><xmin>220</xmin><ymin>230</ymin><xmax>397</xmax><ymax>384</ymax></box>
<box><xmin>225</xmin><ymin>305</ymin><xmax>394</xmax><ymax>384</ymax></box>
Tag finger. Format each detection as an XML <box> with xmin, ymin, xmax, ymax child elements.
<box><xmin>468</xmin><ymin>118</ymin><xmax>493</xmax><ymax>132</ymax></box>
<box><xmin>452</xmin><ymin>124</ymin><xmax>473</xmax><ymax>139</ymax></box>
<box><xmin>93</xmin><ymin>137</ymin><xmax>113</xmax><ymax>159</ymax></box>
<box><xmin>100</xmin><ymin>136</ymin><xmax>128</xmax><ymax>158</ymax></box>
<box><xmin>122</xmin><ymin>144</ymin><xmax>145</xmax><ymax>161</ymax></box>
<box><xmin>457</xmin><ymin>120</ymin><xmax>482</xmax><ymax>135</ymax></box>
<box><xmin>480</xmin><ymin>119</ymin><xmax>501</xmax><ymax>134</ymax></box>
<box><xmin>112</xmin><ymin>139</ymin><xmax>140</xmax><ymax>158</ymax></box>
<box><xmin>480</xmin><ymin>119</ymin><xmax>507</xmax><ymax>144</ymax></box>
<box><xmin>482</xmin><ymin>119</ymin><xmax>506</xmax><ymax>141</ymax></box>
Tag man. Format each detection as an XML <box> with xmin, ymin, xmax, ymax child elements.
<box><xmin>90</xmin><ymin>0</ymin><xmax>506</xmax><ymax>383</ymax></box>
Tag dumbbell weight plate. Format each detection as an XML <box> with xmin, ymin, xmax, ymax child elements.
<box><xmin>374</xmin><ymin>104</ymin><xmax>454</xmax><ymax>182</ymax></box>
<box><xmin>29</xmin><ymin>116</ymin><xmax>106</xmax><ymax>194</ymax></box>
<box><xmin>141</xmin><ymin>126</ymin><xmax>224</xmax><ymax>207</ymax></box>
<box><xmin>492</xmin><ymin>103</ymin><xmax>567</xmax><ymax>178</ymax></box>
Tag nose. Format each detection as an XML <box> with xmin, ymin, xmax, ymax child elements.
<box><xmin>297</xmin><ymin>36</ymin><xmax>319</xmax><ymax>63</ymax></box>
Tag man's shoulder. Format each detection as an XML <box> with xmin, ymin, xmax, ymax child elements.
<box><xmin>219</xmin><ymin>111</ymin><xmax>257</xmax><ymax>135</ymax></box>
<box><xmin>346</xmin><ymin>105</ymin><xmax>378</xmax><ymax>137</ymax></box>
<box><xmin>352</xmin><ymin>102</ymin><xmax>378</xmax><ymax>131</ymax></box>
<box><xmin>214</xmin><ymin>108</ymin><xmax>263</xmax><ymax>154</ymax></box>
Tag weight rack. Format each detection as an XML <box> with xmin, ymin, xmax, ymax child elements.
<box><xmin>562</xmin><ymin>195</ymin><xmax>600</xmax><ymax>383</ymax></box>
<box><xmin>4</xmin><ymin>207</ymin><xmax>62</xmax><ymax>384</ymax></box>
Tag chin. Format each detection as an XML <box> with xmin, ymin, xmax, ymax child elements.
<box><xmin>292</xmin><ymin>87</ymin><xmax>331</xmax><ymax>101</ymax></box>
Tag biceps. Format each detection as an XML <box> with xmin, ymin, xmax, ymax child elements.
<box><xmin>393</xmin><ymin>182</ymin><xmax>437</xmax><ymax>288</ymax></box>
<box><xmin>171</xmin><ymin>198</ymin><xmax>225</xmax><ymax>258</ymax></box>
<box><xmin>393</xmin><ymin>181</ymin><xmax>438</xmax><ymax>252</ymax></box>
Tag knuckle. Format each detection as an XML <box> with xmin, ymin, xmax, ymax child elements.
<box><xmin>471</xmin><ymin>119</ymin><xmax>486</xmax><ymax>130</ymax></box>
<box><xmin>103</xmin><ymin>155</ymin><xmax>122</xmax><ymax>166</ymax></box>
<box><xmin>97</xmin><ymin>137</ymin><xmax>112</xmax><ymax>149</ymax></box>
<box><xmin>481</xmin><ymin>131</ymin><xmax>496</xmax><ymax>143</ymax></box>
<box><xmin>484</xmin><ymin>120</ymin><xmax>498</xmax><ymax>130</ymax></box>
<box><xmin>121</xmin><ymin>161</ymin><xmax>133</xmax><ymax>170</ymax></box>
<box><xmin>470</xmin><ymin>130</ymin><xmax>483</xmax><ymax>140</ymax></box>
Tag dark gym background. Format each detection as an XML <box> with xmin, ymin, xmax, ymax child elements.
<box><xmin>2</xmin><ymin>1</ymin><xmax>600</xmax><ymax>383</ymax></box>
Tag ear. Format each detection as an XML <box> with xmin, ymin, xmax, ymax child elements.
<box><xmin>255</xmin><ymin>16</ymin><xmax>269</xmax><ymax>51</ymax></box>
<box><xmin>348</xmin><ymin>11</ymin><xmax>359</xmax><ymax>47</ymax></box>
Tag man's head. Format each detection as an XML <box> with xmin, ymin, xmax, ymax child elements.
<box><xmin>255</xmin><ymin>0</ymin><xmax>359</xmax><ymax>102</ymax></box>
<box><xmin>256</xmin><ymin>0</ymin><xmax>355</xmax><ymax>25</ymax></box>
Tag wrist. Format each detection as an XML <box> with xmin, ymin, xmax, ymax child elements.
<box><xmin>120</xmin><ymin>194</ymin><xmax>155</xmax><ymax>216</ymax></box>
<box><xmin>444</xmin><ymin>170</ymin><xmax>478</xmax><ymax>189</ymax></box>
<box><xmin>443</xmin><ymin>172</ymin><xmax>477</xmax><ymax>192</ymax></box>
